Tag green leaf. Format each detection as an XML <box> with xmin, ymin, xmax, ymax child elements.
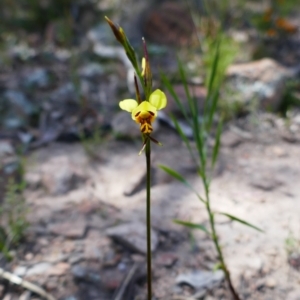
<box><xmin>211</xmin><ymin>119</ymin><xmax>222</xmax><ymax>168</ymax></box>
<box><xmin>170</xmin><ymin>115</ymin><xmax>198</xmax><ymax>166</ymax></box>
<box><xmin>207</xmin><ymin>38</ymin><xmax>221</xmax><ymax>96</ymax></box>
<box><xmin>207</xmin><ymin>88</ymin><xmax>220</xmax><ymax>131</ymax></box>
<box><xmin>158</xmin><ymin>165</ymin><xmax>206</xmax><ymax>204</ymax></box>
<box><xmin>174</xmin><ymin>219</ymin><xmax>210</xmax><ymax>235</ymax></box>
<box><xmin>219</xmin><ymin>212</ymin><xmax>264</xmax><ymax>233</ymax></box>
<box><xmin>177</xmin><ymin>58</ymin><xmax>196</xmax><ymax>118</ymax></box>
<box><xmin>158</xmin><ymin>165</ymin><xmax>190</xmax><ymax>186</ymax></box>
<box><xmin>160</xmin><ymin>72</ymin><xmax>190</xmax><ymax>124</ymax></box>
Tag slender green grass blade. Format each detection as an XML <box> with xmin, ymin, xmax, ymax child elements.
<box><xmin>173</xmin><ymin>219</ymin><xmax>210</xmax><ymax>235</ymax></box>
<box><xmin>207</xmin><ymin>38</ymin><xmax>221</xmax><ymax>96</ymax></box>
<box><xmin>158</xmin><ymin>165</ymin><xmax>206</xmax><ymax>204</ymax></box>
<box><xmin>204</xmin><ymin>37</ymin><xmax>221</xmax><ymax>129</ymax></box>
<box><xmin>178</xmin><ymin>58</ymin><xmax>192</xmax><ymax>101</ymax></box>
<box><xmin>177</xmin><ymin>58</ymin><xmax>196</xmax><ymax>118</ymax></box>
<box><xmin>212</xmin><ymin>119</ymin><xmax>222</xmax><ymax>169</ymax></box>
<box><xmin>207</xmin><ymin>88</ymin><xmax>220</xmax><ymax>131</ymax></box>
<box><xmin>170</xmin><ymin>115</ymin><xmax>198</xmax><ymax>167</ymax></box>
<box><xmin>161</xmin><ymin>72</ymin><xmax>190</xmax><ymax>124</ymax></box>
<box><xmin>158</xmin><ymin>165</ymin><xmax>190</xmax><ymax>186</ymax></box>
<box><xmin>218</xmin><ymin>212</ymin><xmax>264</xmax><ymax>233</ymax></box>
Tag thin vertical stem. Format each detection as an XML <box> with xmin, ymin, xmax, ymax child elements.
<box><xmin>204</xmin><ymin>182</ymin><xmax>240</xmax><ymax>300</ymax></box>
<box><xmin>145</xmin><ymin>138</ymin><xmax>152</xmax><ymax>300</ymax></box>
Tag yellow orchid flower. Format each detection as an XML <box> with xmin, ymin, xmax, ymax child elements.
<box><xmin>119</xmin><ymin>89</ymin><xmax>167</xmax><ymax>134</ymax></box>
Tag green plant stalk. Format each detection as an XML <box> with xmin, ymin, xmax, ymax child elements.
<box><xmin>145</xmin><ymin>138</ymin><xmax>152</xmax><ymax>299</ymax></box>
<box><xmin>204</xmin><ymin>180</ymin><xmax>240</xmax><ymax>300</ymax></box>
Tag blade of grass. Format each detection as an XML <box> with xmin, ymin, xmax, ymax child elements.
<box><xmin>161</xmin><ymin>72</ymin><xmax>191</xmax><ymax>126</ymax></box>
<box><xmin>211</xmin><ymin>118</ymin><xmax>222</xmax><ymax>169</ymax></box>
<box><xmin>218</xmin><ymin>212</ymin><xmax>264</xmax><ymax>233</ymax></box>
<box><xmin>170</xmin><ymin>115</ymin><xmax>198</xmax><ymax>167</ymax></box>
<box><xmin>177</xmin><ymin>58</ymin><xmax>196</xmax><ymax>118</ymax></box>
<box><xmin>207</xmin><ymin>88</ymin><xmax>220</xmax><ymax>131</ymax></box>
<box><xmin>173</xmin><ymin>219</ymin><xmax>210</xmax><ymax>235</ymax></box>
<box><xmin>207</xmin><ymin>38</ymin><xmax>221</xmax><ymax>96</ymax></box>
<box><xmin>158</xmin><ymin>165</ymin><xmax>206</xmax><ymax>204</ymax></box>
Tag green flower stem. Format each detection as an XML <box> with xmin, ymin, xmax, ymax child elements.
<box><xmin>145</xmin><ymin>138</ymin><xmax>152</xmax><ymax>299</ymax></box>
<box><xmin>204</xmin><ymin>181</ymin><xmax>240</xmax><ymax>300</ymax></box>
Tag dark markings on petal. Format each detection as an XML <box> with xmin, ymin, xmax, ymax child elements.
<box><xmin>135</xmin><ymin>111</ymin><xmax>141</xmax><ymax>117</ymax></box>
<box><xmin>148</xmin><ymin>111</ymin><xmax>155</xmax><ymax>116</ymax></box>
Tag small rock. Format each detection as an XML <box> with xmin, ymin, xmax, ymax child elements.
<box><xmin>45</xmin><ymin>277</ymin><xmax>59</xmax><ymax>291</ymax></box>
<box><xmin>0</xmin><ymin>284</ymin><xmax>4</xmax><ymax>297</ymax></box>
<box><xmin>26</xmin><ymin>262</ymin><xmax>52</xmax><ymax>276</ymax></box>
<box><xmin>87</xmin><ymin>23</ymin><xmax>116</xmax><ymax>44</ymax></box>
<box><xmin>84</xmin><ymin>243</ymin><xmax>102</xmax><ymax>261</ymax></box>
<box><xmin>265</xmin><ymin>277</ymin><xmax>276</xmax><ymax>289</ymax></box>
<box><xmin>48</xmin><ymin>220</ymin><xmax>87</xmax><ymax>239</ymax></box>
<box><xmin>79</xmin><ymin>63</ymin><xmax>104</xmax><ymax>78</ymax></box>
<box><xmin>176</xmin><ymin>270</ymin><xmax>224</xmax><ymax>291</ymax></box>
<box><xmin>225</xmin><ymin>58</ymin><xmax>294</xmax><ymax>111</ymax></box>
<box><xmin>42</xmin><ymin>166</ymin><xmax>77</xmax><ymax>195</ymax></box>
<box><xmin>250</xmin><ymin>174</ymin><xmax>283</xmax><ymax>191</ymax></box>
<box><xmin>25</xmin><ymin>172</ymin><xmax>42</xmax><ymax>190</ymax></box>
<box><xmin>221</xmin><ymin>131</ymin><xmax>242</xmax><ymax>147</ymax></box>
<box><xmin>11</xmin><ymin>44</ymin><xmax>36</xmax><ymax>60</ymax></box>
<box><xmin>101</xmin><ymin>269</ymin><xmax>125</xmax><ymax>291</ymax></box>
<box><xmin>0</xmin><ymin>141</ymin><xmax>15</xmax><ymax>158</ymax></box>
<box><xmin>62</xmin><ymin>241</ymin><xmax>76</xmax><ymax>253</ymax></box>
<box><xmin>13</xmin><ymin>266</ymin><xmax>27</xmax><ymax>277</ymax></box>
<box><xmin>131</xmin><ymin>254</ymin><xmax>145</xmax><ymax>262</ymax></box>
<box><xmin>106</xmin><ymin>222</ymin><xmax>159</xmax><ymax>254</ymax></box>
<box><xmin>87</xmin><ymin>214</ymin><xmax>106</xmax><ymax>230</ymax></box>
<box><xmin>71</xmin><ymin>265</ymin><xmax>101</xmax><ymax>283</ymax></box>
<box><xmin>155</xmin><ymin>252</ymin><xmax>178</xmax><ymax>267</ymax></box>
<box><xmin>123</xmin><ymin>164</ymin><xmax>147</xmax><ymax>196</ymax></box>
<box><xmin>268</xmin><ymin>146</ymin><xmax>287</xmax><ymax>157</ymax></box>
<box><xmin>102</xmin><ymin>250</ymin><xmax>121</xmax><ymax>267</ymax></box>
<box><xmin>25</xmin><ymin>253</ymin><xmax>34</xmax><ymax>261</ymax></box>
<box><xmin>49</xmin><ymin>82</ymin><xmax>76</xmax><ymax>103</ymax></box>
<box><xmin>3</xmin><ymin>90</ymin><xmax>35</xmax><ymax>115</ymax></box>
<box><xmin>44</xmin><ymin>252</ymin><xmax>69</xmax><ymax>263</ymax></box>
<box><xmin>22</xmin><ymin>68</ymin><xmax>50</xmax><ymax>89</ymax></box>
<box><xmin>2</xmin><ymin>90</ymin><xmax>36</xmax><ymax>128</ymax></box>
<box><xmin>48</xmin><ymin>262</ymin><xmax>70</xmax><ymax>276</ymax></box>
<box><xmin>40</xmin><ymin>156</ymin><xmax>85</xmax><ymax>195</ymax></box>
<box><xmin>68</xmin><ymin>253</ymin><xmax>84</xmax><ymax>265</ymax></box>
<box><xmin>63</xmin><ymin>297</ymin><xmax>78</xmax><ymax>300</ymax></box>
<box><xmin>287</xmin><ymin>290</ymin><xmax>300</xmax><ymax>300</ymax></box>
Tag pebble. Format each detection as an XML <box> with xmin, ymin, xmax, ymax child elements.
<box><xmin>105</xmin><ymin>221</ymin><xmax>158</xmax><ymax>254</ymax></box>
<box><xmin>155</xmin><ymin>252</ymin><xmax>178</xmax><ymax>267</ymax></box>
<box><xmin>48</xmin><ymin>262</ymin><xmax>70</xmax><ymax>276</ymax></box>
<box><xmin>176</xmin><ymin>270</ymin><xmax>224</xmax><ymax>291</ymax></box>
<box><xmin>48</xmin><ymin>219</ymin><xmax>87</xmax><ymax>239</ymax></box>
<box><xmin>71</xmin><ymin>265</ymin><xmax>101</xmax><ymax>283</ymax></box>
<box><xmin>26</xmin><ymin>262</ymin><xmax>52</xmax><ymax>276</ymax></box>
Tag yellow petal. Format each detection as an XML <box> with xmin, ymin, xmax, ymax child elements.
<box><xmin>132</xmin><ymin>101</ymin><xmax>157</xmax><ymax>120</ymax></box>
<box><xmin>149</xmin><ymin>89</ymin><xmax>167</xmax><ymax>110</ymax></box>
<box><xmin>119</xmin><ymin>99</ymin><xmax>138</xmax><ymax>112</ymax></box>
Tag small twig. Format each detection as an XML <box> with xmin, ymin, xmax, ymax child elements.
<box><xmin>113</xmin><ymin>263</ymin><xmax>138</xmax><ymax>300</ymax></box>
<box><xmin>0</xmin><ymin>267</ymin><xmax>56</xmax><ymax>300</ymax></box>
